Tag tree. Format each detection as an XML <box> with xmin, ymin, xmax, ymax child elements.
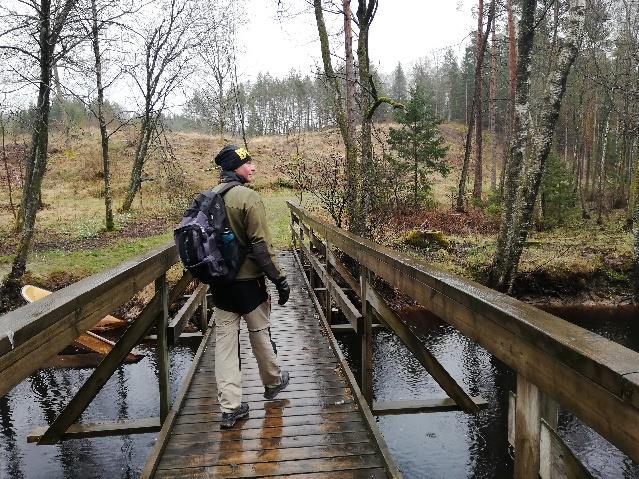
<box><xmin>0</xmin><ymin>0</ymin><xmax>81</xmax><ymax>290</ymax></box>
<box><xmin>489</xmin><ymin>0</ymin><xmax>586</xmax><ymax>292</ymax></box>
<box><xmin>121</xmin><ymin>0</ymin><xmax>207</xmax><ymax>212</ymax></box>
<box><xmin>456</xmin><ymin>0</ymin><xmax>496</xmax><ymax>211</ymax></box>
<box><xmin>387</xmin><ymin>85</ymin><xmax>449</xmax><ymax>204</ymax></box>
<box><xmin>390</xmin><ymin>62</ymin><xmax>408</xmax><ymax>103</ymax></box>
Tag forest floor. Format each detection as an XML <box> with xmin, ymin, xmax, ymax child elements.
<box><xmin>0</xmin><ymin>123</ymin><xmax>633</xmax><ymax>313</ymax></box>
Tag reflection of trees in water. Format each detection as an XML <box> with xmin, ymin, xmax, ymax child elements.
<box><xmin>0</xmin><ymin>395</ymin><xmax>25</xmax><ymax>479</ymax></box>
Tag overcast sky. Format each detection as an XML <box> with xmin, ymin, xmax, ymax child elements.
<box><xmin>237</xmin><ymin>0</ymin><xmax>476</xmax><ymax>81</ymax></box>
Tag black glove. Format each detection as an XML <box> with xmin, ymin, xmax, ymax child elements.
<box><xmin>275</xmin><ymin>277</ymin><xmax>290</xmax><ymax>305</ymax></box>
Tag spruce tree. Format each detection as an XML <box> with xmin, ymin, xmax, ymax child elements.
<box><xmin>388</xmin><ymin>85</ymin><xmax>449</xmax><ymax>204</ymax></box>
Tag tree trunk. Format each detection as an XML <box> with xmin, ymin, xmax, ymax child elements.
<box><xmin>8</xmin><ymin>0</ymin><xmax>54</xmax><ymax>284</ymax></box>
<box><xmin>456</xmin><ymin>0</ymin><xmax>495</xmax><ymax>211</ymax></box>
<box><xmin>472</xmin><ymin>0</ymin><xmax>484</xmax><ymax>200</ymax></box>
<box><xmin>343</xmin><ymin>0</ymin><xmax>361</xmax><ymax>233</ymax></box>
<box><xmin>500</xmin><ymin>0</ymin><xmax>517</xmax><ymax>196</ymax></box>
<box><xmin>356</xmin><ymin>0</ymin><xmax>375</xmax><ymax>236</ymax></box>
<box><xmin>121</xmin><ymin>110</ymin><xmax>155</xmax><ymax>212</ymax></box>
<box><xmin>52</xmin><ymin>61</ymin><xmax>69</xmax><ymax>145</ymax></box>
<box><xmin>91</xmin><ymin>0</ymin><xmax>114</xmax><ymax>231</ymax></box>
<box><xmin>489</xmin><ymin>0</ymin><xmax>586</xmax><ymax>293</ymax></box>
<box><xmin>489</xmin><ymin>19</ymin><xmax>497</xmax><ymax>191</ymax></box>
<box><xmin>597</xmin><ymin>108</ymin><xmax>610</xmax><ymax>225</ymax></box>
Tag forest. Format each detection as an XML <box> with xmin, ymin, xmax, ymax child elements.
<box><xmin>0</xmin><ymin>0</ymin><xmax>637</xmax><ymax>312</ymax></box>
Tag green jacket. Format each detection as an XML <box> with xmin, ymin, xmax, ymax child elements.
<box><xmin>213</xmin><ymin>182</ymin><xmax>285</xmax><ymax>282</ymax></box>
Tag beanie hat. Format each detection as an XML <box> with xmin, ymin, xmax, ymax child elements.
<box><xmin>214</xmin><ymin>145</ymin><xmax>251</xmax><ymax>171</ymax></box>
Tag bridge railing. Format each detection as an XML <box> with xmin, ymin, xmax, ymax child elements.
<box><xmin>288</xmin><ymin>201</ymin><xmax>639</xmax><ymax>478</ymax></box>
<box><xmin>0</xmin><ymin>243</ymin><xmax>207</xmax><ymax>444</ymax></box>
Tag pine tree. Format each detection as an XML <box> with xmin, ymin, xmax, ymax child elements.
<box><xmin>387</xmin><ymin>85</ymin><xmax>449</xmax><ymax>204</ymax></box>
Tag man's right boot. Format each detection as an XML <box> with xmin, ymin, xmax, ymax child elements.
<box><xmin>220</xmin><ymin>402</ymin><xmax>249</xmax><ymax>429</ymax></box>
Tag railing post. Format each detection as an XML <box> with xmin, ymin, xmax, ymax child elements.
<box><xmin>325</xmin><ymin>239</ymin><xmax>332</xmax><ymax>324</ymax></box>
<box><xmin>515</xmin><ymin>373</ymin><xmax>541</xmax><ymax>479</ymax></box>
<box><xmin>155</xmin><ymin>274</ymin><xmax>170</xmax><ymax>423</ymax></box>
<box><xmin>359</xmin><ymin>267</ymin><xmax>373</xmax><ymax>405</ymax></box>
<box><xmin>199</xmin><ymin>285</ymin><xmax>209</xmax><ymax>332</ymax></box>
<box><xmin>309</xmin><ymin>228</ymin><xmax>316</xmax><ymax>291</ymax></box>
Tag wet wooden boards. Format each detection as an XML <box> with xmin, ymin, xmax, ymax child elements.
<box><xmin>146</xmin><ymin>253</ymin><xmax>393</xmax><ymax>478</ymax></box>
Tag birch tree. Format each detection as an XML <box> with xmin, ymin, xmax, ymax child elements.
<box><xmin>489</xmin><ymin>0</ymin><xmax>587</xmax><ymax>292</ymax></box>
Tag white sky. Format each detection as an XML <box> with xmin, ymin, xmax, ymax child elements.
<box><xmin>237</xmin><ymin>0</ymin><xmax>476</xmax><ymax>81</ymax></box>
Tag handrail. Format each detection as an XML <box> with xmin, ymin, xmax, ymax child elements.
<box><xmin>0</xmin><ymin>242</ymin><xmax>179</xmax><ymax>398</ymax></box>
<box><xmin>287</xmin><ymin>201</ymin><xmax>639</xmax><ymax>465</ymax></box>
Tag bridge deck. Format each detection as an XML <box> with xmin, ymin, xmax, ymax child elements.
<box><xmin>150</xmin><ymin>252</ymin><xmax>391</xmax><ymax>478</ymax></box>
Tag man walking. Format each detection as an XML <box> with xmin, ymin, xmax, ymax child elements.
<box><xmin>211</xmin><ymin>145</ymin><xmax>290</xmax><ymax>429</ymax></box>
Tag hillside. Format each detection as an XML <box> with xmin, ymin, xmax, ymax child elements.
<box><xmin>0</xmin><ymin>123</ymin><xmax>633</xmax><ymax>309</ymax></box>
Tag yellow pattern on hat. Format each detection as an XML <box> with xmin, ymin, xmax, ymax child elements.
<box><xmin>235</xmin><ymin>147</ymin><xmax>249</xmax><ymax>160</ymax></box>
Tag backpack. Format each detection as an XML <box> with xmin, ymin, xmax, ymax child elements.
<box><xmin>174</xmin><ymin>182</ymin><xmax>246</xmax><ymax>285</ymax></box>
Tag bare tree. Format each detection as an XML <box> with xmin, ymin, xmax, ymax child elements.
<box><xmin>120</xmin><ymin>0</ymin><xmax>206</xmax><ymax>212</ymax></box>
<box><xmin>0</xmin><ymin>0</ymin><xmax>82</xmax><ymax>289</ymax></box>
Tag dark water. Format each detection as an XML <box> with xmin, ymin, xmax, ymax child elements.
<box><xmin>338</xmin><ymin>306</ymin><xmax>639</xmax><ymax>479</ymax></box>
<box><xmin>1</xmin><ymin>307</ymin><xmax>638</xmax><ymax>478</ymax></box>
<box><xmin>0</xmin><ymin>342</ymin><xmax>197</xmax><ymax>479</ymax></box>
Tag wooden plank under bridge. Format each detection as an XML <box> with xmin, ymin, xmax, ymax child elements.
<box><xmin>1</xmin><ymin>202</ymin><xmax>639</xmax><ymax>478</ymax></box>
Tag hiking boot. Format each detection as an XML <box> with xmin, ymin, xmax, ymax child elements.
<box><xmin>220</xmin><ymin>402</ymin><xmax>249</xmax><ymax>429</ymax></box>
<box><xmin>264</xmin><ymin>371</ymin><xmax>290</xmax><ymax>400</ymax></box>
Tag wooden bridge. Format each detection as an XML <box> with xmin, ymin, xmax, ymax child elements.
<box><xmin>1</xmin><ymin>203</ymin><xmax>639</xmax><ymax>478</ymax></box>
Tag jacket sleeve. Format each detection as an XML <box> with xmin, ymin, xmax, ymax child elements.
<box><xmin>244</xmin><ymin>196</ymin><xmax>285</xmax><ymax>283</ymax></box>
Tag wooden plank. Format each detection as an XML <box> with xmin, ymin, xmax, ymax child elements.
<box><xmin>158</xmin><ymin>442</ymin><xmax>377</xmax><ymax>470</ymax></box>
<box><xmin>153</xmin><ymin>455</ymin><xmax>386</xmax><ymax>478</ymax></box>
<box><xmin>373</xmin><ymin>396</ymin><xmax>488</xmax><ymax>415</ymax></box>
<box><xmin>0</xmin><ymin>243</ymin><xmax>178</xmax><ymax>398</ymax></box>
<box><xmin>199</xmin><ymin>285</ymin><xmax>208</xmax><ymax>332</ymax></box>
<box><xmin>166</xmin><ymin>421</ymin><xmax>370</xmax><ymax>446</ymax></box>
<box><xmin>287</xmin><ymin>203</ymin><xmax>639</xmax><ymax>462</ymax></box>
<box><xmin>161</xmin><ymin>431</ymin><xmax>372</xmax><ymax>457</ymax></box>
<box><xmin>168</xmin><ymin>270</ymin><xmax>194</xmax><ymax>305</ymax></box>
<box><xmin>168</xmin><ymin>283</ymin><xmax>207</xmax><ymax>344</ymax></box>
<box><xmin>177</xmin><ymin>403</ymin><xmax>359</xmax><ymax>423</ymax></box>
<box><xmin>139</xmin><ymin>321</ymin><xmax>214</xmax><ymax>479</ymax></box>
<box><xmin>156</xmin><ymin>275</ymin><xmax>170</xmax><ymax>423</ymax></box>
<box><xmin>276</xmin><ymin>470</ymin><xmax>388</xmax><ymax>479</ymax></box>
<box><xmin>27</xmin><ymin>417</ymin><xmax>160</xmax><ymax>443</ymax></box>
<box><xmin>515</xmin><ymin>374</ymin><xmax>541</xmax><ymax>479</ymax></box>
<box><xmin>292</xmin><ymin>247</ymin><xmax>403</xmax><ymax>478</ymax></box>
<box><xmin>36</xmin><ymin>294</ymin><xmax>162</xmax><ymax>445</ymax></box>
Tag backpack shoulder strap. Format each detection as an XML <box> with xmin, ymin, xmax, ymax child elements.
<box><xmin>217</xmin><ymin>181</ymin><xmax>241</xmax><ymax>196</ymax></box>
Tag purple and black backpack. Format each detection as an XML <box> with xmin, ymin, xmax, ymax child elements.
<box><xmin>174</xmin><ymin>182</ymin><xmax>246</xmax><ymax>285</ymax></box>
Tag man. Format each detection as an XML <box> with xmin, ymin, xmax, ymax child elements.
<box><xmin>211</xmin><ymin>144</ymin><xmax>290</xmax><ymax>429</ymax></box>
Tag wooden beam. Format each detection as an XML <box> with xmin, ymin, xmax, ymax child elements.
<box><xmin>36</xmin><ymin>294</ymin><xmax>162</xmax><ymax>445</ymax></box>
<box><xmin>168</xmin><ymin>270</ymin><xmax>193</xmax><ymax>305</ymax></box>
<box><xmin>359</xmin><ymin>268</ymin><xmax>373</xmax><ymax>405</ymax></box>
<box><xmin>0</xmin><ymin>243</ymin><xmax>178</xmax><ymax>398</ymax></box>
<box><xmin>28</xmin><ymin>418</ymin><xmax>160</xmax><ymax>443</ymax></box>
<box><xmin>508</xmin><ymin>392</ymin><xmax>593</xmax><ymax>479</ymax></box>
<box><xmin>167</xmin><ymin>283</ymin><xmax>207</xmax><ymax>344</ymax></box>
<box><xmin>156</xmin><ymin>275</ymin><xmax>170</xmax><ymax>424</ymax></box>
<box><xmin>515</xmin><ymin>374</ymin><xmax>541</xmax><ymax>479</ymax></box>
<box><xmin>373</xmin><ymin>397</ymin><xmax>488</xmax><ymax>415</ymax></box>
